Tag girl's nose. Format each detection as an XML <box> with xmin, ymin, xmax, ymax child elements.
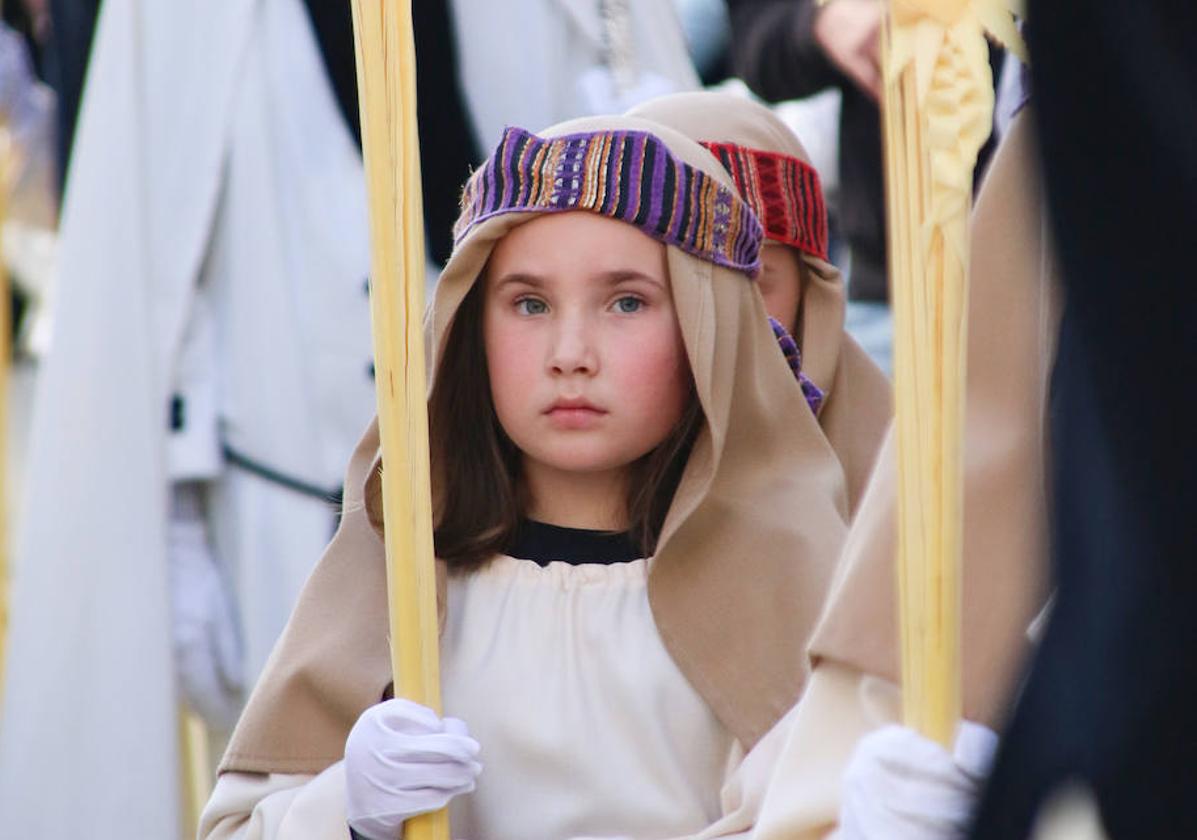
<box><xmin>547</xmin><ymin>317</ymin><xmax>599</xmax><ymax>377</ymax></box>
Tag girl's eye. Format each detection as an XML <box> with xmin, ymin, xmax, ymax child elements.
<box><xmin>516</xmin><ymin>298</ymin><xmax>548</xmax><ymax>315</ymax></box>
<box><xmin>613</xmin><ymin>296</ymin><xmax>644</xmax><ymax>314</ymax></box>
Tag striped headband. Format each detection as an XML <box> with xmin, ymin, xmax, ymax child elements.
<box><xmin>701</xmin><ymin>141</ymin><xmax>829</xmax><ymax>261</ymax></box>
<box><xmin>454</xmin><ymin>127</ymin><xmax>764</xmax><ymax>276</ymax></box>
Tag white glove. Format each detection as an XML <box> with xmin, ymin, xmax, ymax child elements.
<box><xmin>345</xmin><ymin>699</ymin><xmax>483</xmax><ymax>840</ymax></box>
<box><xmin>169</xmin><ymin>483</ymin><xmax>244</xmax><ymax>730</ymax></box>
<box><xmin>838</xmin><ymin>722</ymin><xmax>998</xmax><ymax>840</ymax></box>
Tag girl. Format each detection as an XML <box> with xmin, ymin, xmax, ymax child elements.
<box><xmin>201</xmin><ymin>115</ymin><xmax>852</xmax><ymax>839</ymax></box>
<box><xmin>629</xmin><ymin>91</ymin><xmax>892</xmax><ymax>514</ymax></box>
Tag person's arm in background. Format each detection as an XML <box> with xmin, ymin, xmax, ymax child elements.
<box><xmin>167</xmin><ymin>282</ymin><xmax>245</xmax><ymax>733</ymax></box>
<box><xmin>725</xmin><ymin>0</ymin><xmax>881</xmax><ymax>103</ymax></box>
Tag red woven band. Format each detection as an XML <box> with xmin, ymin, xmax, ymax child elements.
<box><xmin>701</xmin><ymin>141</ymin><xmax>829</xmax><ymax>261</ymax></box>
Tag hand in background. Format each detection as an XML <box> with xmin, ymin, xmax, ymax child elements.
<box><xmin>813</xmin><ymin>0</ymin><xmax>883</xmax><ymax>101</ymax></box>
<box><xmin>169</xmin><ymin>482</ymin><xmax>244</xmax><ymax>730</ymax></box>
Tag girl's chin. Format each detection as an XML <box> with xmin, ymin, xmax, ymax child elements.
<box><xmin>523</xmin><ymin>446</ymin><xmax>644</xmax><ymax>477</ymax></box>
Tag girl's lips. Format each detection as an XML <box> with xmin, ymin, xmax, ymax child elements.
<box><xmin>544</xmin><ymin>396</ymin><xmax>605</xmax><ymax>413</ymax></box>
<box><xmin>545</xmin><ymin>404</ymin><xmax>607</xmax><ymax>430</ymax></box>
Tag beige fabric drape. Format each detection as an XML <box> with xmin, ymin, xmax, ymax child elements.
<box><xmin>808</xmin><ymin>113</ymin><xmax>1057</xmax><ymax>727</ymax></box>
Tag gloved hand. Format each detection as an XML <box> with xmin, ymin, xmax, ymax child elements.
<box><xmin>345</xmin><ymin>699</ymin><xmax>483</xmax><ymax>840</ymax></box>
<box><xmin>169</xmin><ymin>482</ymin><xmax>244</xmax><ymax>730</ymax></box>
<box><xmin>838</xmin><ymin>721</ymin><xmax>998</xmax><ymax>840</ymax></box>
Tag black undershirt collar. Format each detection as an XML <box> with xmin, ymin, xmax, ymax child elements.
<box><xmin>507</xmin><ymin>519</ymin><xmax>643</xmax><ymax>566</ymax></box>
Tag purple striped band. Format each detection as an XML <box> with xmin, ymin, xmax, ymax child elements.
<box><xmin>453</xmin><ymin>127</ymin><xmax>764</xmax><ymax>277</ymax></box>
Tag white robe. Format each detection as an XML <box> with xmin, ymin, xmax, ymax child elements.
<box><xmin>0</xmin><ymin>0</ymin><xmax>373</xmax><ymax>835</ymax></box>
<box><xmin>195</xmin><ymin>0</ymin><xmax>374</xmax><ymax>681</ymax></box>
<box><xmin>199</xmin><ymin>557</ymin><xmax>902</xmax><ymax>840</ymax></box>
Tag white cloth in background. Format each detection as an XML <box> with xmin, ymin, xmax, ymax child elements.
<box><xmin>197</xmin><ymin>0</ymin><xmax>374</xmax><ymax>682</ymax></box>
<box><xmin>1</xmin><ymin>2</ymin><xmax>250</xmax><ymax>833</ymax></box>
<box><xmin>448</xmin><ymin>0</ymin><xmax>700</xmax><ymax>153</ymax></box>
<box><xmin>0</xmin><ymin>0</ymin><xmax>373</xmax><ymax>835</ymax></box>
<box><xmin>773</xmin><ymin>89</ymin><xmax>843</xmax><ymax>201</ymax></box>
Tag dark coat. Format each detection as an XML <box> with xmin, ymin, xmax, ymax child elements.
<box><xmin>971</xmin><ymin>2</ymin><xmax>1197</xmax><ymax>837</ymax></box>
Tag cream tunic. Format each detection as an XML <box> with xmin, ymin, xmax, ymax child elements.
<box><xmin>442</xmin><ymin>557</ymin><xmax>732</xmax><ymax>839</ymax></box>
<box><xmin>202</xmin><ymin>557</ymin><xmax>901</xmax><ymax>839</ymax></box>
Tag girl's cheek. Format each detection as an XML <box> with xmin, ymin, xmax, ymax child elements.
<box><xmin>486</xmin><ymin>320</ymin><xmax>537</xmax><ymax>400</ymax></box>
<box><xmin>614</xmin><ymin>319</ymin><xmax>688</xmax><ymax>397</ymax></box>
<box><xmin>495</xmin><ymin>348</ymin><xmax>537</xmax><ymax>390</ymax></box>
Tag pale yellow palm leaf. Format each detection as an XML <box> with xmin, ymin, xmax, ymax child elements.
<box><xmin>882</xmin><ymin>0</ymin><xmax>1021</xmax><ymax>747</ymax></box>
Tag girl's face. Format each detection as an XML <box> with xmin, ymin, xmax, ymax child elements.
<box><xmin>757</xmin><ymin>243</ymin><xmax>804</xmax><ymax>336</ymax></box>
<box><xmin>483</xmin><ymin>212</ymin><xmax>691</xmax><ymax>480</ymax></box>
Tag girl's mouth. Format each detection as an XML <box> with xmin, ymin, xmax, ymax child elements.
<box><xmin>544</xmin><ymin>398</ymin><xmax>607</xmax><ymax>429</ymax></box>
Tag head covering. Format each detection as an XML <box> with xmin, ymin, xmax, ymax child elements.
<box><xmin>221</xmin><ymin>115</ymin><xmax>851</xmax><ymax>775</ymax></box>
<box><xmin>627</xmin><ymin>92</ymin><xmax>892</xmax><ymax>513</ymax></box>
<box><xmin>807</xmin><ymin>112</ymin><xmax>1055</xmax><ymax>727</ymax></box>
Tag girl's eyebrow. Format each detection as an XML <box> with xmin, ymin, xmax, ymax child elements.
<box><xmin>493</xmin><ymin>270</ymin><xmax>665</xmax><ymax>290</ymax></box>
<box><xmin>492</xmin><ymin>272</ymin><xmax>546</xmax><ymax>290</ymax></box>
<box><xmin>597</xmin><ymin>270</ymin><xmax>666</xmax><ymax>289</ymax></box>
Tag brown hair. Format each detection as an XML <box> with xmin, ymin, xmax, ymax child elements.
<box><xmin>428</xmin><ymin>279</ymin><xmax>703</xmax><ymax>570</ymax></box>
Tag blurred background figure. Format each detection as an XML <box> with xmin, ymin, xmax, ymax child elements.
<box><xmin>1</xmin><ymin>3</ymin><xmax>56</xmax><ymax>355</ymax></box>
<box><xmin>0</xmin><ymin>0</ymin><xmax>377</xmax><ymax>835</ymax></box>
<box><xmin>0</xmin><ymin>3</ymin><xmax>56</xmax><ymax>524</ymax></box>
<box><xmin>722</xmin><ymin>0</ymin><xmax>1008</xmax><ymax>374</ymax></box>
